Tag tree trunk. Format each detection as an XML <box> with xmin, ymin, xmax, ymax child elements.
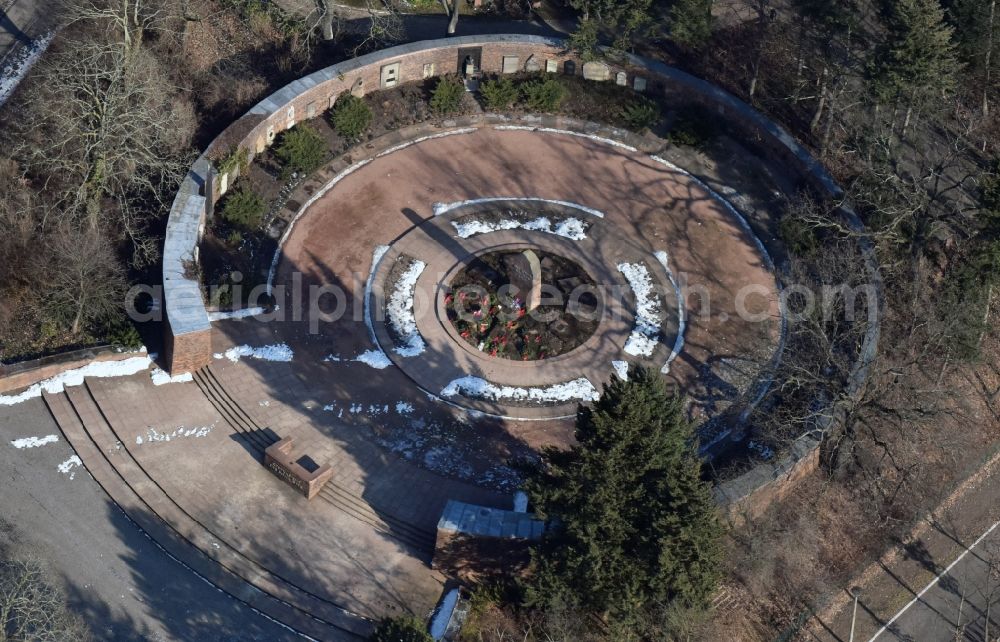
<box><xmin>985</xmin><ymin>0</ymin><xmax>996</xmax><ymax>117</ymax></box>
<box><xmin>72</xmin><ymin>300</ymin><xmax>84</xmax><ymax>335</ymax></box>
<box><xmin>447</xmin><ymin>0</ymin><xmax>460</xmax><ymax>34</ymax></box>
<box><xmin>320</xmin><ymin>0</ymin><xmax>336</xmax><ymax>40</ymax></box>
<box><xmin>810</xmin><ymin>67</ymin><xmax>828</xmax><ymax>130</ymax></box>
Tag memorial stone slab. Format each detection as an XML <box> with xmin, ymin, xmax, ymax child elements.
<box><xmin>633</xmin><ymin>76</ymin><xmax>647</xmax><ymax>92</ymax></box>
<box><xmin>616</xmin><ymin>71</ymin><xmax>627</xmax><ymax>86</ymax></box>
<box><xmin>502</xmin><ymin>55</ymin><xmax>519</xmax><ymax>74</ymax></box>
<box><xmin>545</xmin><ymin>59</ymin><xmax>558</xmax><ymax>73</ymax></box>
<box><xmin>350</xmin><ymin>77</ymin><xmax>365</xmax><ymax>97</ymax></box>
<box><xmin>380</xmin><ymin>62</ymin><xmax>400</xmax><ymax>88</ymax></box>
<box><xmin>524</xmin><ymin>54</ymin><xmax>540</xmax><ymax>72</ymax></box>
<box><xmin>582</xmin><ymin>61</ymin><xmax>611</xmax><ymax>81</ymax></box>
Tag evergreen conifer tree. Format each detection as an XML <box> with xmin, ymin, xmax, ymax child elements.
<box><xmin>525</xmin><ymin>368</ymin><xmax>722</xmax><ymax>623</ymax></box>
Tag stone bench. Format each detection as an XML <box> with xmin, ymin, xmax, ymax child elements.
<box><xmin>263</xmin><ymin>437</ymin><xmax>334</xmax><ymax>500</ymax></box>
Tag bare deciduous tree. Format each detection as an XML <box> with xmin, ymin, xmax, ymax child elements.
<box><xmin>0</xmin><ymin>556</ymin><xmax>90</xmax><ymax>641</ymax></box>
<box><xmin>44</xmin><ymin>223</ymin><xmax>126</xmax><ymax>336</ymax></box>
<box><xmin>13</xmin><ymin>38</ymin><xmax>194</xmax><ymax>264</ymax></box>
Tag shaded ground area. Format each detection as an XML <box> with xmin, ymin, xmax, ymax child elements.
<box><xmin>807</xmin><ymin>447</ymin><xmax>1000</xmax><ymax>642</ymax></box>
<box><xmin>0</xmin><ymin>397</ymin><xmax>298</xmax><ymax>641</ymax></box>
<box><xmin>263</xmin><ymin>126</ymin><xmax>780</xmax><ymax>469</ymax></box>
<box><xmin>0</xmin><ymin>0</ymin><xmax>51</xmax><ymax>66</ymax></box>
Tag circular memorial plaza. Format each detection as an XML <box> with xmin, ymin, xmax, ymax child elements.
<box><xmin>265</xmin><ymin>125</ymin><xmax>781</xmax><ymax>443</ymax></box>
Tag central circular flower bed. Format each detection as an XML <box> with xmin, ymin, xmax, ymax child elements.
<box><xmin>444</xmin><ymin>250</ymin><xmax>600</xmax><ymax>360</ymax></box>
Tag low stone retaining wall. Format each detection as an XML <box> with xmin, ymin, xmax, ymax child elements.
<box><xmin>0</xmin><ymin>346</ymin><xmax>129</xmax><ymax>394</ymax></box>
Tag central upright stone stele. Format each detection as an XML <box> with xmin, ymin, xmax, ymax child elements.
<box><xmin>503</xmin><ymin>249</ymin><xmax>542</xmax><ymax>312</ymax></box>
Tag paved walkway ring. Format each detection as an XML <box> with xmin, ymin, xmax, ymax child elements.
<box><xmin>368</xmin><ymin>199</ymin><xmax>681</xmax><ymax>419</ymax></box>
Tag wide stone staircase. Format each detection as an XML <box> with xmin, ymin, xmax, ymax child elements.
<box><xmin>43</xmin><ymin>382</ymin><xmax>372</xmax><ymax>641</ymax></box>
<box><xmin>192</xmin><ymin>367</ymin><xmax>438</xmax><ymax>554</ymax></box>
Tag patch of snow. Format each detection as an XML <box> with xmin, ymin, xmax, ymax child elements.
<box><xmin>433</xmin><ymin>197</ymin><xmax>605</xmax><ymax>219</ymax></box>
<box><xmin>653</xmin><ymin>250</ymin><xmax>687</xmax><ymax>374</ymax></box>
<box><xmin>150</xmin><ymin>368</ymin><xmax>193</xmax><ymax>386</ymax></box>
<box><xmin>0</xmin><ymin>356</ymin><xmax>153</xmax><ymax>406</ymax></box>
<box><xmin>617</xmin><ymin>262</ymin><xmax>663</xmax><ymax>357</ymax></box>
<box><xmin>363</xmin><ymin>245</ymin><xmax>391</xmax><ymax>344</ymax></box>
<box><xmin>395</xmin><ymin>401</ymin><xmax>414</xmax><ymax>415</ymax></box>
<box><xmin>0</xmin><ymin>32</ymin><xmax>55</xmax><ymax>107</ymax></box>
<box><xmin>57</xmin><ymin>455</ymin><xmax>82</xmax><ymax>480</ymax></box>
<box><xmin>375</xmin><ymin>128</ymin><xmax>477</xmax><ymax>159</ymax></box>
<box><xmin>430</xmin><ymin>588</ymin><xmax>460</xmax><ymax>640</ymax></box>
<box><xmin>208</xmin><ymin>307</ymin><xmax>264</xmax><ymax>322</ymax></box>
<box><xmin>612</xmin><ymin>360</ymin><xmax>629</xmax><ymax>381</ymax></box>
<box><xmin>353</xmin><ymin>349</ymin><xmax>392</xmax><ymax>369</ymax></box>
<box><xmin>386</xmin><ymin>259</ymin><xmax>427</xmax><ymax>357</ymax></box>
<box><xmin>214</xmin><ymin>344</ymin><xmax>293</xmax><ymax>363</ymax></box>
<box><xmin>10</xmin><ymin>435</ymin><xmax>59</xmax><ymax>449</ymax></box>
<box><xmin>451</xmin><ymin>215</ymin><xmax>588</xmax><ymax>241</ymax></box>
<box><xmin>513</xmin><ymin>491</ymin><xmax>529</xmax><ymax>513</ymax></box>
<box><xmin>440</xmin><ymin>376</ymin><xmax>599</xmax><ymax>404</ymax></box>
<box><xmin>492</xmin><ymin>125</ymin><xmax>640</xmax><ymax>153</ymax></box>
<box><xmin>323</xmin><ymin>354</ymin><xmax>341</xmax><ymax>362</ymax></box>
<box><xmin>137</xmin><ymin>423</ymin><xmax>215</xmax><ymax>445</ymax></box>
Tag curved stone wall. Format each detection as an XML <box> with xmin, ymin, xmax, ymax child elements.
<box><xmin>162</xmin><ymin>36</ymin><xmax>882</xmax><ymax>515</ymax></box>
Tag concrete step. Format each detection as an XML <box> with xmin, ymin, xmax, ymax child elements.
<box><xmin>193</xmin><ymin>368</ymin><xmax>437</xmax><ymax>555</ymax></box>
<box><xmin>44</xmin><ymin>388</ymin><xmax>370</xmax><ymax>641</ymax></box>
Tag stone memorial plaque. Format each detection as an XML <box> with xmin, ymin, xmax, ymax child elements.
<box><xmin>502</xmin><ymin>56</ymin><xmax>519</xmax><ymax>74</ymax></box>
<box><xmin>564</xmin><ymin>60</ymin><xmax>576</xmax><ymax>75</ymax></box>
<box><xmin>350</xmin><ymin>77</ymin><xmax>365</xmax><ymax>97</ymax></box>
<box><xmin>633</xmin><ymin>76</ymin><xmax>647</xmax><ymax>92</ymax></box>
<box><xmin>380</xmin><ymin>62</ymin><xmax>400</xmax><ymax>88</ymax></box>
<box><xmin>524</xmin><ymin>54</ymin><xmax>540</xmax><ymax>72</ymax></box>
<box><xmin>582</xmin><ymin>61</ymin><xmax>611</xmax><ymax>81</ymax></box>
<box><xmin>264</xmin><ymin>437</ymin><xmax>334</xmax><ymax>501</ymax></box>
<box><xmin>545</xmin><ymin>59</ymin><xmax>558</xmax><ymax>73</ymax></box>
<box><xmin>616</xmin><ymin>71</ymin><xmax>627</xmax><ymax>86</ymax></box>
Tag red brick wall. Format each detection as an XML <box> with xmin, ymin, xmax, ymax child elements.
<box><xmin>164</xmin><ymin>322</ymin><xmax>211</xmax><ymax>374</ymax></box>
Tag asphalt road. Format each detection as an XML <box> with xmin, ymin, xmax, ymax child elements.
<box><xmin>864</xmin><ymin>519</ymin><xmax>1000</xmax><ymax>642</ymax></box>
<box><xmin>0</xmin><ymin>397</ymin><xmax>299</xmax><ymax>641</ymax></box>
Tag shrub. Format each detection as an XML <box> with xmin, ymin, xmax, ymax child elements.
<box><xmin>621</xmin><ymin>98</ymin><xmax>661</xmax><ymax>131</ymax></box>
<box><xmin>331</xmin><ymin>94</ymin><xmax>372</xmax><ymax>141</ymax></box>
<box><xmin>668</xmin><ymin>108</ymin><xmax>718</xmax><ymax>147</ymax></box>
<box><xmin>220</xmin><ymin>187</ymin><xmax>266</xmax><ymax>230</ymax></box>
<box><xmin>479</xmin><ymin>76</ymin><xmax>519</xmax><ymax>111</ymax></box>
<box><xmin>779</xmin><ymin>215</ymin><xmax>820</xmax><ymax>256</ymax></box>
<box><xmin>520</xmin><ymin>77</ymin><xmax>566</xmax><ymax>112</ymax></box>
<box><xmin>567</xmin><ymin>18</ymin><xmax>600</xmax><ymax>62</ymax></box>
<box><xmin>368</xmin><ymin>616</ymin><xmax>432</xmax><ymax>642</ymax></box>
<box><xmin>275</xmin><ymin>123</ymin><xmax>327</xmax><ymax>177</ymax></box>
<box><xmin>107</xmin><ymin>317</ymin><xmax>142</xmax><ymax>351</ymax></box>
<box><xmin>431</xmin><ymin>76</ymin><xmax>466</xmax><ymax>115</ymax></box>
